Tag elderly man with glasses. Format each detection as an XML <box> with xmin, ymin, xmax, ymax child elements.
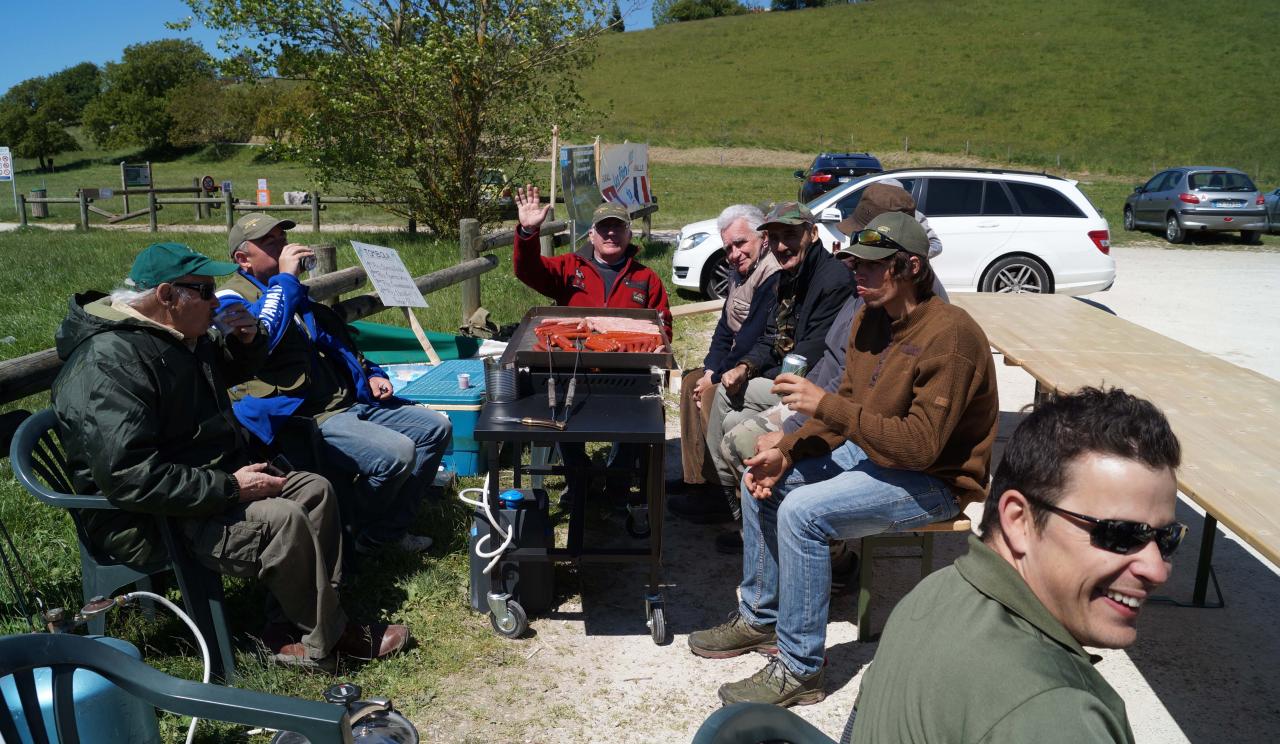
<box><xmin>688</xmin><ymin>212</ymin><xmax>999</xmax><ymax>707</ymax></box>
<box><xmin>850</xmin><ymin>387</ymin><xmax>1182</xmax><ymax>743</ymax></box>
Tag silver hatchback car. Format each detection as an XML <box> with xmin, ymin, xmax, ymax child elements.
<box><xmin>1124</xmin><ymin>166</ymin><xmax>1267</xmax><ymax>244</ymax></box>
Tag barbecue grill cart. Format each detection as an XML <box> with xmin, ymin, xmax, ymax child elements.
<box><xmin>472</xmin><ymin>307</ymin><xmax>672</xmax><ymax>644</ymax></box>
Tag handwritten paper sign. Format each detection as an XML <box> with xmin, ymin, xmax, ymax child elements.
<box><xmin>351</xmin><ymin>241</ymin><xmax>427</xmax><ymax>308</ymax></box>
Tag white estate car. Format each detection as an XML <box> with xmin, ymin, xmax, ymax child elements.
<box><xmin>672</xmin><ymin>168</ymin><xmax>1116</xmax><ymax>299</ymax></box>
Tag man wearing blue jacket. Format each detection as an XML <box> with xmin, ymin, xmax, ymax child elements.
<box><xmin>218</xmin><ymin>213</ymin><xmax>451</xmax><ymax>556</ymax></box>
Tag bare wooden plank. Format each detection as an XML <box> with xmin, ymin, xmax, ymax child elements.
<box><xmin>670</xmin><ymin>299</ymin><xmax>723</xmax><ymax>318</ymax></box>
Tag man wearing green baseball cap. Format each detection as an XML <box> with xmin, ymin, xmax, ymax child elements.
<box><xmin>51</xmin><ymin>242</ymin><xmax>410</xmax><ymax>671</ymax></box>
<box><xmin>689</xmin><ymin>212</ymin><xmax>999</xmax><ymax>707</ymax></box>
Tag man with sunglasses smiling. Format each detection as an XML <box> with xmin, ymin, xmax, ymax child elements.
<box><xmin>850</xmin><ymin>387</ymin><xmax>1183</xmax><ymax>743</ymax></box>
<box><xmin>690</xmin><ymin>212</ymin><xmax>998</xmax><ymax>707</ymax></box>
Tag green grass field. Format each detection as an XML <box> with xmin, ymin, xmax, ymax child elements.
<box><xmin>576</xmin><ymin>0</ymin><xmax>1280</xmax><ymax>184</ymax></box>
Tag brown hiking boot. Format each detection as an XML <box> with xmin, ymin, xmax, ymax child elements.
<box><xmin>688</xmin><ymin>611</ymin><xmax>778</xmax><ymax>659</ymax></box>
<box><xmin>718</xmin><ymin>657</ymin><xmax>826</xmax><ymax>707</ymax></box>
<box><xmin>333</xmin><ymin>622</ymin><xmax>410</xmax><ymax>660</ymax></box>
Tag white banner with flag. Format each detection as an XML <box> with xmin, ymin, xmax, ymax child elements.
<box><xmin>599</xmin><ymin>143</ymin><xmax>651</xmax><ymax>209</ymax></box>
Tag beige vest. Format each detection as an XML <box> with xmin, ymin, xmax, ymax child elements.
<box><xmin>724</xmin><ymin>251</ymin><xmax>780</xmax><ymax>332</ymax></box>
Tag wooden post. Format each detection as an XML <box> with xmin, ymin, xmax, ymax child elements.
<box><xmin>77</xmin><ymin>190</ymin><xmax>90</xmax><ymax>231</ymax></box>
<box><xmin>459</xmin><ymin>218</ymin><xmax>481</xmax><ymax>326</ymax></box>
<box><xmin>407</xmin><ymin>216</ymin><xmax>417</xmax><ymax>236</ymax></box>
<box><xmin>312</xmin><ymin>243</ymin><xmax>337</xmax><ymax>306</ymax></box>
<box><xmin>642</xmin><ymin>212</ymin><xmax>652</xmax><ymax>240</ymax></box>
<box><xmin>311</xmin><ymin>191</ymin><xmax>321</xmax><ymax>232</ymax></box>
<box><xmin>403</xmin><ymin>308</ymin><xmax>443</xmax><ymax>365</ymax></box>
<box><xmin>30</xmin><ymin>189</ymin><xmax>47</xmax><ymax>218</ymax></box>
<box><xmin>224</xmin><ymin>190</ymin><xmax>235</xmax><ymax>230</ymax></box>
<box><xmin>544</xmin><ymin>125</ymin><xmax>559</xmax><ymax>258</ymax></box>
<box><xmin>18</xmin><ymin>195</ymin><xmax>27</xmax><ymax>227</ymax></box>
<box><xmin>193</xmin><ymin>178</ymin><xmax>203</xmax><ymax>220</ymax></box>
<box><xmin>148</xmin><ymin>190</ymin><xmax>158</xmax><ymax>233</ymax></box>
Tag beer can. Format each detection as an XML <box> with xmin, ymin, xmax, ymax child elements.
<box><xmin>781</xmin><ymin>353</ymin><xmax>808</xmax><ymax>377</ymax></box>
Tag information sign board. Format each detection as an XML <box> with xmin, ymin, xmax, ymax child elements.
<box><xmin>0</xmin><ymin>147</ymin><xmax>12</xmax><ymax>182</ymax></box>
<box><xmin>350</xmin><ymin>241</ymin><xmax>428</xmax><ymax>308</ymax></box>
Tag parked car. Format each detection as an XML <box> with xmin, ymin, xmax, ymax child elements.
<box><xmin>1265</xmin><ymin>187</ymin><xmax>1280</xmax><ymax>234</ymax></box>
<box><xmin>794</xmin><ymin>152</ymin><xmax>883</xmax><ymax>203</ymax></box>
<box><xmin>672</xmin><ymin>167</ymin><xmax>1115</xmax><ymax>299</ymax></box>
<box><xmin>1123</xmin><ymin>166</ymin><xmax>1267</xmax><ymax>244</ymax></box>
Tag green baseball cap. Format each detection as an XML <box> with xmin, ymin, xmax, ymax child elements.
<box><xmin>847</xmin><ymin>211</ymin><xmax>930</xmax><ymax>260</ymax></box>
<box><xmin>759</xmin><ymin>201</ymin><xmax>815</xmax><ymax>229</ymax></box>
<box><xmin>228</xmin><ymin>212</ymin><xmax>296</xmax><ymax>257</ymax></box>
<box><xmin>591</xmin><ymin>202</ymin><xmax>631</xmax><ymax>228</ymax></box>
<box><xmin>128</xmin><ymin>242</ymin><xmax>238</xmax><ymax>289</ymax></box>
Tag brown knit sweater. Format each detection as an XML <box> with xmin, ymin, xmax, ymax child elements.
<box><xmin>775</xmin><ymin>296</ymin><xmax>999</xmax><ymax>506</ymax></box>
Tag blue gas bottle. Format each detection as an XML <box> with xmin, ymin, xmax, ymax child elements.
<box><xmin>0</xmin><ymin>635</ymin><xmax>161</xmax><ymax>743</ymax></box>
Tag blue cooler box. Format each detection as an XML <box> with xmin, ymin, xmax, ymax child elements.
<box><xmin>398</xmin><ymin>359</ymin><xmax>487</xmax><ymax>476</ymax></box>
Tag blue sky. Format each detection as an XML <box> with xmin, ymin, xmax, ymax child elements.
<box><xmin>1</xmin><ymin>0</ymin><xmax>658</xmax><ymax>94</ymax></box>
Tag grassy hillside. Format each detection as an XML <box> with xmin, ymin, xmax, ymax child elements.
<box><xmin>577</xmin><ymin>0</ymin><xmax>1280</xmax><ymax>182</ymax></box>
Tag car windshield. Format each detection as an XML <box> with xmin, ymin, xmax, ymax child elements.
<box><xmin>1189</xmin><ymin>172</ymin><xmax>1255</xmax><ymax>192</ymax></box>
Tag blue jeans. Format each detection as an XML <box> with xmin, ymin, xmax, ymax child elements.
<box><xmin>319</xmin><ymin>400</ymin><xmax>452</xmax><ymax>544</ymax></box>
<box><xmin>737</xmin><ymin>440</ymin><xmax>957</xmax><ymax>677</ymax></box>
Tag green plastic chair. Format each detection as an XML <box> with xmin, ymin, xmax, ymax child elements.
<box><xmin>692</xmin><ymin>702</ymin><xmax>838</xmax><ymax>744</ymax></box>
<box><xmin>0</xmin><ymin>633</ymin><xmax>351</xmax><ymax>743</ymax></box>
<box><xmin>8</xmin><ymin>409</ymin><xmax>237</xmax><ymax>684</ymax></box>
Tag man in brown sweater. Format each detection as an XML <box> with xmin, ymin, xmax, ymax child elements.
<box><xmin>688</xmin><ymin>211</ymin><xmax>999</xmax><ymax>707</ymax></box>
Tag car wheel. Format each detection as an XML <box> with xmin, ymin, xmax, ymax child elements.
<box><xmin>1240</xmin><ymin>230</ymin><xmax>1263</xmax><ymax>245</ymax></box>
<box><xmin>701</xmin><ymin>252</ymin><xmax>731</xmax><ymax>300</ymax></box>
<box><xmin>1123</xmin><ymin>207</ymin><xmax>1135</xmax><ymax>232</ymax></box>
<box><xmin>1165</xmin><ymin>214</ymin><xmax>1186</xmax><ymax>244</ymax></box>
<box><xmin>981</xmin><ymin>255</ymin><xmax>1052</xmax><ymax>294</ymax></box>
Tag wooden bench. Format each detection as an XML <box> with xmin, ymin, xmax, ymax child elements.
<box><xmin>857</xmin><ymin>514</ymin><xmax>974</xmax><ymax>641</ymax></box>
<box><xmin>951</xmin><ymin>293</ymin><xmax>1280</xmax><ymax>608</ymax></box>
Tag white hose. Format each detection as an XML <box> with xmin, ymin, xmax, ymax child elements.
<box><xmin>124</xmin><ymin>590</ymin><xmax>210</xmax><ymax>744</ymax></box>
<box><xmin>457</xmin><ymin>475</ymin><xmax>515</xmax><ymax>576</ymax></box>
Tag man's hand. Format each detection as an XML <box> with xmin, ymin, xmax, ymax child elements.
<box><xmin>233</xmin><ymin>463</ymin><xmax>285</xmax><ymax>502</ymax></box>
<box><xmin>742</xmin><ymin>448</ymin><xmax>789</xmax><ymax>500</ymax></box>
<box><xmin>217</xmin><ymin>305</ymin><xmax>259</xmax><ymax>343</ymax></box>
<box><xmin>368</xmin><ymin>376</ymin><xmax>394</xmax><ymax>400</ymax></box>
<box><xmin>693</xmin><ymin>369</ymin><xmax>714</xmax><ymax>409</ymax></box>
<box><xmin>515</xmin><ymin>185</ymin><xmax>552</xmax><ymax>231</ymax></box>
<box><xmin>771</xmin><ymin>373</ymin><xmax>825</xmax><ymax>417</ymax></box>
<box><xmin>278</xmin><ymin>243</ymin><xmax>316</xmax><ymax>277</ymax></box>
<box><xmin>755</xmin><ymin>430</ymin><xmax>784</xmax><ymax>454</ymax></box>
<box><xmin>721</xmin><ymin>364</ymin><xmax>749</xmax><ymax>395</ymax></box>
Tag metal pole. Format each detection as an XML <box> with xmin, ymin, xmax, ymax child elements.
<box><xmin>459</xmin><ymin>218</ymin><xmax>481</xmax><ymax>326</ymax></box>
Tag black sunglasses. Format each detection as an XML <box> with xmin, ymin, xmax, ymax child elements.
<box><xmin>171</xmin><ymin>281</ymin><xmax>217</xmax><ymax>301</ymax></box>
<box><xmin>1029</xmin><ymin>497</ymin><xmax>1187</xmax><ymax>559</ymax></box>
<box><xmin>854</xmin><ymin>228</ymin><xmax>906</xmax><ymax>252</ymax></box>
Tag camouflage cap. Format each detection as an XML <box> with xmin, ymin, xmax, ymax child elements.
<box><xmin>227</xmin><ymin>212</ymin><xmax>297</xmax><ymax>257</ymax></box>
<box><xmin>846</xmin><ymin>211</ymin><xmax>929</xmax><ymax>260</ymax></box>
<box><xmin>759</xmin><ymin>201</ymin><xmax>816</xmax><ymax>230</ymax></box>
<box><xmin>591</xmin><ymin>202</ymin><xmax>632</xmax><ymax>228</ymax></box>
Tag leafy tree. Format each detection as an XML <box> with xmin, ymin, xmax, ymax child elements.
<box><xmin>0</xmin><ymin>77</ymin><xmax>81</xmax><ymax>171</ymax></box>
<box><xmin>609</xmin><ymin>0</ymin><xmax>625</xmax><ymax>31</ymax></box>
<box><xmin>166</xmin><ymin>78</ymin><xmax>259</xmax><ymax>146</ymax></box>
<box><xmin>44</xmin><ymin>63</ymin><xmax>102</xmax><ymax>121</ymax></box>
<box><xmin>771</xmin><ymin>0</ymin><xmax>844</xmax><ymax>9</ymax></box>
<box><xmin>81</xmin><ymin>39</ymin><xmax>216</xmax><ymax>150</ymax></box>
<box><xmin>654</xmin><ymin>0</ymin><xmax>746</xmax><ymax>24</ymax></box>
<box><xmin>181</xmin><ymin>0</ymin><xmax>609</xmax><ymax>236</ymax></box>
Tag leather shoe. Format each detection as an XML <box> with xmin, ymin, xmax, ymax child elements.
<box><xmin>334</xmin><ymin>622</ymin><xmax>410</xmax><ymax>661</ymax></box>
<box><xmin>667</xmin><ymin>491</ymin><xmax>734</xmax><ymax>524</ymax></box>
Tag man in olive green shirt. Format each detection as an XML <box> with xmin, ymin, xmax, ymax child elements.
<box><xmin>851</xmin><ymin>387</ymin><xmax>1186</xmax><ymax>743</ymax></box>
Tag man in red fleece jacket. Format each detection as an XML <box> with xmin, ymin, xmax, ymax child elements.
<box><xmin>512</xmin><ymin>185</ymin><xmax>674</xmax><ymax>503</ymax></box>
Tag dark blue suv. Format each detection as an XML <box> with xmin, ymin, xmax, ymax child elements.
<box><xmin>794</xmin><ymin>152</ymin><xmax>883</xmax><ymax>203</ymax></box>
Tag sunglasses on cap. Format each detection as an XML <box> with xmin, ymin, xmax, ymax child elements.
<box><xmin>171</xmin><ymin>281</ymin><xmax>217</xmax><ymax>301</ymax></box>
<box><xmin>854</xmin><ymin>228</ymin><xmax>907</xmax><ymax>252</ymax></box>
<box><xmin>1029</xmin><ymin>497</ymin><xmax>1188</xmax><ymax>559</ymax></box>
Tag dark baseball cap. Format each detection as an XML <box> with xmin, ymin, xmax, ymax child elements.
<box><xmin>592</xmin><ymin>202</ymin><xmax>631</xmax><ymax>228</ymax></box>
<box><xmin>759</xmin><ymin>201</ymin><xmax>815</xmax><ymax>229</ymax></box>
<box><xmin>128</xmin><ymin>243</ymin><xmax>238</xmax><ymax>289</ymax></box>
<box><xmin>846</xmin><ymin>211</ymin><xmax>930</xmax><ymax>260</ymax></box>
<box><xmin>228</xmin><ymin>212</ymin><xmax>296</xmax><ymax>257</ymax></box>
<box><xmin>836</xmin><ymin>183</ymin><xmax>916</xmax><ymax>237</ymax></box>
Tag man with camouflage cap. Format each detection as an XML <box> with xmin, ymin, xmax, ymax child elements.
<box><xmin>688</xmin><ymin>212</ymin><xmax>999</xmax><ymax>708</ymax></box>
<box><xmin>699</xmin><ymin>201</ymin><xmax>852</xmax><ymax>517</ymax></box>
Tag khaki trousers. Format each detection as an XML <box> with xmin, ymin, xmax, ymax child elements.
<box><xmin>678</xmin><ymin>367</ymin><xmax>720</xmax><ymax>485</ymax></box>
<box><xmin>183</xmin><ymin>471</ymin><xmax>348</xmax><ymax>659</ymax></box>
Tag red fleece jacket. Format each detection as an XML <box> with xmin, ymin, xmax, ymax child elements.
<box><xmin>513</xmin><ymin>227</ymin><xmax>674</xmax><ymax>338</ymax></box>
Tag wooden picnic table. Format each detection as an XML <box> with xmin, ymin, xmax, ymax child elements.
<box><xmin>950</xmin><ymin>292</ymin><xmax>1280</xmax><ymax>606</ymax></box>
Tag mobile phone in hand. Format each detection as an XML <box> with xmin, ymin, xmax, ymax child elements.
<box><xmin>267</xmin><ymin>454</ymin><xmax>294</xmax><ymax>476</ymax></box>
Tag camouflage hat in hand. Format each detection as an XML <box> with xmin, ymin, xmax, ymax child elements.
<box><xmin>759</xmin><ymin>201</ymin><xmax>816</xmax><ymax>230</ymax></box>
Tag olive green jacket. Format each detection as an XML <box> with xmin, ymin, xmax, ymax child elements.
<box><xmin>51</xmin><ymin>292</ymin><xmax>266</xmax><ymax>567</ymax></box>
<box><xmin>852</xmin><ymin>535</ymin><xmax>1135</xmax><ymax>744</ymax></box>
